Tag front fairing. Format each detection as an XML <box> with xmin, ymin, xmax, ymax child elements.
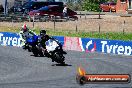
<box><xmin>45</xmin><ymin>39</ymin><xmax>59</xmax><ymax>52</ymax></box>
<box><xmin>26</xmin><ymin>35</ymin><xmax>38</xmax><ymax>45</ymax></box>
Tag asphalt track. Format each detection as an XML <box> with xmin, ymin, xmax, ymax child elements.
<box><xmin>0</xmin><ymin>46</ymin><xmax>132</xmax><ymax>88</ymax></box>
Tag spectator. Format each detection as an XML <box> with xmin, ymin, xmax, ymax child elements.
<box><xmin>63</xmin><ymin>5</ymin><xmax>68</xmax><ymax>17</ymax></box>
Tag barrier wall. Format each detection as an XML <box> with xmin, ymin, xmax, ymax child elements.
<box><xmin>0</xmin><ymin>32</ymin><xmax>64</xmax><ymax>47</ymax></box>
<box><xmin>0</xmin><ymin>32</ymin><xmax>22</xmax><ymax>47</ymax></box>
<box><xmin>0</xmin><ymin>32</ymin><xmax>132</xmax><ymax>56</ymax></box>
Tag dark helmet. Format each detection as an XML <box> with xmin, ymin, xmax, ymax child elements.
<box><xmin>40</xmin><ymin>30</ymin><xmax>46</xmax><ymax>36</ymax></box>
<box><xmin>44</xmin><ymin>34</ymin><xmax>50</xmax><ymax>41</ymax></box>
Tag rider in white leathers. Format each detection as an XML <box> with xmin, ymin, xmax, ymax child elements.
<box><xmin>19</xmin><ymin>23</ymin><xmax>36</xmax><ymax>48</ymax></box>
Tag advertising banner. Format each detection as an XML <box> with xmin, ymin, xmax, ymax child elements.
<box><xmin>80</xmin><ymin>38</ymin><xmax>132</xmax><ymax>55</ymax></box>
<box><xmin>0</xmin><ymin>32</ymin><xmax>64</xmax><ymax>47</ymax></box>
<box><xmin>1</xmin><ymin>32</ymin><xmax>132</xmax><ymax>56</ymax></box>
<box><xmin>52</xmin><ymin>36</ymin><xmax>64</xmax><ymax>45</ymax></box>
<box><xmin>0</xmin><ymin>32</ymin><xmax>22</xmax><ymax>47</ymax></box>
<box><xmin>63</xmin><ymin>37</ymin><xmax>82</xmax><ymax>51</ymax></box>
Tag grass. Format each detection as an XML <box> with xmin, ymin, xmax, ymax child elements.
<box><xmin>0</xmin><ymin>26</ymin><xmax>132</xmax><ymax>41</ymax></box>
<box><xmin>47</xmin><ymin>31</ymin><xmax>132</xmax><ymax>41</ymax></box>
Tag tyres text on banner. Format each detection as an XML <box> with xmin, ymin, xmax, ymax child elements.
<box><xmin>80</xmin><ymin>38</ymin><xmax>132</xmax><ymax>55</ymax></box>
<box><xmin>0</xmin><ymin>32</ymin><xmax>22</xmax><ymax>47</ymax></box>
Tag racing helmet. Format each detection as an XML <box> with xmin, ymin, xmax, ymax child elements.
<box><xmin>42</xmin><ymin>34</ymin><xmax>50</xmax><ymax>41</ymax></box>
<box><xmin>40</xmin><ymin>30</ymin><xmax>46</xmax><ymax>36</ymax></box>
<box><xmin>22</xmin><ymin>24</ymin><xmax>28</xmax><ymax>32</ymax></box>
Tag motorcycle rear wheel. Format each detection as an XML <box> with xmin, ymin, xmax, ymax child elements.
<box><xmin>52</xmin><ymin>52</ymin><xmax>65</xmax><ymax>64</ymax></box>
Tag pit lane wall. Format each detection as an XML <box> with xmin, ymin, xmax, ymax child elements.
<box><xmin>0</xmin><ymin>32</ymin><xmax>132</xmax><ymax>56</ymax></box>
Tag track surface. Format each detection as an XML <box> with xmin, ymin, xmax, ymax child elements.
<box><xmin>0</xmin><ymin>46</ymin><xmax>132</xmax><ymax>88</ymax></box>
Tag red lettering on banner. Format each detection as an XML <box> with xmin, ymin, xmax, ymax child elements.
<box><xmin>63</xmin><ymin>37</ymin><xmax>82</xmax><ymax>51</ymax></box>
<box><xmin>90</xmin><ymin>42</ymin><xmax>96</xmax><ymax>52</ymax></box>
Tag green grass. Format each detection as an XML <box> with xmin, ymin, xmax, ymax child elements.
<box><xmin>35</xmin><ymin>29</ymin><xmax>132</xmax><ymax>41</ymax></box>
<box><xmin>0</xmin><ymin>26</ymin><xmax>132</xmax><ymax>41</ymax></box>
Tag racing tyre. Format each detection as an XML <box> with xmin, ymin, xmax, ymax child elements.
<box><xmin>52</xmin><ymin>52</ymin><xmax>65</xmax><ymax>64</ymax></box>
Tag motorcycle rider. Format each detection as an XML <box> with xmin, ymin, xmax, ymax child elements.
<box><xmin>38</xmin><ymin>30</ymin><xmax>66</xmax><ymax>63</ymax></box>
<box><xmin>19</xmin><ymin>23</ymin><xmax>36</xmax><ymax>49</ymax></box>
<box><xmin>38</xmin><ymin>30</ymin><xmax>51</xmax><ymax>56</ymax></box>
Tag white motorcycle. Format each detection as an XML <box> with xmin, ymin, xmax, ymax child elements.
<box><xmin>45</xmin><ymin>38</ymin><xmax>67</xmax><ymax>64</ymax></box>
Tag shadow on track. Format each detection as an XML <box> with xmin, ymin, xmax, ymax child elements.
<box><xmin>30</xmin><ymin>54</ymin><xmax>45</xmax><ymax>57</ymax></box>
<box><xmin>51</xmin><ymin>63</ymin><xmax>72</xmax><ymax>66</ymax></box>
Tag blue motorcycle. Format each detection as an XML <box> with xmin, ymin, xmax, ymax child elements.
<box><xmin>25</xmin><ymin>34</ymin><xmax>38</xmax><ymax>52</ymax></box>
<box><xmin>25</xmin><ymin>35</ymin><xmax>43</xmax><ymax>56</ymax></box>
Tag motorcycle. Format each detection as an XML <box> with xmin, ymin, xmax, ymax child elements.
<box><xmin>25</xmin><ymin>34</ymin><xmax>38</xmax><ymax>52</ymax></box>
<box><xmin>45</xmin><ymin>38</ymin><xmax>67</xmax><ymax>64</ymax></box>
<box><xmin>26</xmin><ymin>34</ymin><xmax>44</xmax><ymax>57</ymax></box>
<box><xmin>19</xmin><ymin>30</ymin><xmax>37</xmax><ymax>52</ymax></box>
<box><xmin>24</xmin><ymin>33</ymin><xmax>67</xmax><ymax>64</ymax></box>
